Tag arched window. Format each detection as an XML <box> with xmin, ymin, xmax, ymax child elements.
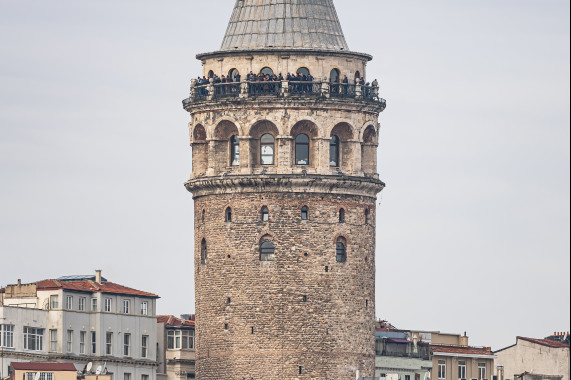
<box><xmin>354</xmin><ymin>71</ymin><xmax>361</xmax><ymax>80</ymax></box>
<box><xmin>230</xmin><ymin>135</ymin><xmax>240</xmax><ymax>166</ymax></box>
<box><xmin>365</xmin><ymin>208</ymin><xmax>370</xmax><ymax>225</ymax></box>
<box><xmin>229</xmin><ymin>68</ymin><xmax>240</xmax><ymax>81</ymax></box>
<box><xmin>330</xmin><ymin>135</ymin><xmax>340</xmax><ymax>167</ymax></box>
<box><xmin>297</xmin><ymin>67</ymin><xmax>310</xmax><ymax>76</ymax></box>
<box><xmin>336</xmin><ymin>238</ymin><xmax>347</xmax><ymax>263</ymax></box>
<box><xmin>225</xmin><ymin>207</ymin><xmax>232</xmax><ymax>222</ymax></box>
<box><xmin>208</xmin><ymin>70</ymin><xmax>214</xmax><ymax>78</ymax></box>
<box><xmin>339</xmin><ymin>208</ymin><xmax>345</xmax><ymax>223</ymax></box>
<box><xmin>295</xmin><ymin>134</ymin><xmax>310</xmax><ymax>165</ymax></box>
<box><xmin>330</xmin><ymin>68</ymin><xmax>340</xmax><ymax>83</ymax></box>
<box><xmin>260</xmin><ymin>134</ymin><xmax>275</xmax><ymax>165</ymax></box>
<box><xmin>301</xmin><ymin>206</ymin><xmax>309</xmax><ymax>220</ymax></box>
<box><xmin>201</xmin><ymin>238</ymin><xmax>207</xmax><ymax>264</ymax></box>
<box><xmin>261</xmin><ymin>206</ymin><xmax>269</xmax><ymax>222</ymax></box>
<box><xmin>260</xmin><ymin>241</ymin><xmax>275</xmax><ymax>262</ymax></box>
<box><xmin>260</xmin><ymin>67</ymin><xmax>274</xmax><ymax>76</ymax></box>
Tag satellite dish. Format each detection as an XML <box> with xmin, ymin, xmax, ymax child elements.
<box><xmin>95</xmin><ymin>366</ymin><xmax>102</xmax><ymax>375</ymax></box>
<box><xmin>86</xmin><ymin>362</ymin><xmax>93</xmax><ymax>373</ymax></box>
<box><xmin>424</xmin><ymin>372</ymin><xmax>430</xmax><ymax>380</ymax></box>
<box><xmin>34</xmin><ymin>373</ymin><xmax>41</xmax><ymax>380</ymax></box>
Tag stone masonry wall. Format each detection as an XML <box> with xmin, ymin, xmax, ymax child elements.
<box><xmin>194</xmin><ymin>190</ymin><xmax>377</xmax><ymax>379</ymax></box>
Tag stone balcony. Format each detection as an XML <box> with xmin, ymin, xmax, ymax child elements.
<box><xmin>182</xmin><ymin>80</ymin><xmax>387</xmax><ymax>113</ymax></box>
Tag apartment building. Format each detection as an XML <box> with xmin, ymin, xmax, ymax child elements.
<box><xmin>156</xmin><ymin>315</ymin><xmax>195</xmax><ymax>380</ymax></box>
<box><xmin>0</xmin><ymin>271</ymin><xmax>159</xmax><ymax>380</ymax></box>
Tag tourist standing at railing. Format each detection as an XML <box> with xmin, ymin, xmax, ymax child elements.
<box><xmin>342</xmin><ymin>75</ymin><xmax>349</xmax><ymax>95</ymax></box>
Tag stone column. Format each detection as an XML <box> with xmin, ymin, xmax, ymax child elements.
<box><xmin>239</xmin><ymin>136</ymin><xmax>253</xmax><ymax>174</ymax></box>
<box><xmin>276</xmin><ymin>135</ymin><xmax>292</xmax><ymax>174</ymax></box>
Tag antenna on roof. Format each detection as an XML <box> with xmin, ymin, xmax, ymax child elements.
<box><xmin>102</xmin><ymin>362</ymin><xmax>107</xmax><ymax>375</ymax></box>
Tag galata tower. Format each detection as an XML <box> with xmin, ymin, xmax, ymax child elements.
<box><xmin>182</xmin><ymin>0</ymin><xmax>386</xmax><ymax>378</ymax></box>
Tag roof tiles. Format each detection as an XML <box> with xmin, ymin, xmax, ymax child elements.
<box><xmin>431</xmin><ymin>345</ymin><xmax>495</xmax><ymax>356</ymax></box>
<box><xmin>36</xmin><ymin>279</ymin><xmax>158</xmax><ymax>298</ymax></box>
<box><xmin>518</xmin><ymin>336</ymin><xmax>570</xmax><ymax>348</ymax></box>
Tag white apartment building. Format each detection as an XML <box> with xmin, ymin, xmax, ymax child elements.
<box><xmin>0</xmin><ymin>271</ymin><xmax>159</xmax><ymax>380</ymax></box>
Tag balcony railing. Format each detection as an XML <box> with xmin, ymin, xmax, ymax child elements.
<box><xmin>184</xmin><ymin>80</ymin><xmax>386</xmax><ymax>109</ymax></box>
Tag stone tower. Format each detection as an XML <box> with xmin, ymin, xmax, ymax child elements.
<box><xmin>182</xmin><ymin>1</ymin><xmax>386</xmax><ymax>378</ymax></box>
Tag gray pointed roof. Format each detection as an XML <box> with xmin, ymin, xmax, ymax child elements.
<box><xmin>220</xmin><ymin>0</ymin><xmax>350</xmax><ymax>52</ymax></box>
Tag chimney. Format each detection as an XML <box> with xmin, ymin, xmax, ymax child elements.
<box><xmin>95</xmin><ymin>270</ymin><xmax>102</xmax><ymax>284</ymax></box>
<box><xmin>17</xmin><ymin>279</ymin><xmax>21</xmax><ymax>285</ymax></box>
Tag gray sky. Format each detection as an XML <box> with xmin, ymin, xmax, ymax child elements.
<box><xmin>0</xmin><ymin>0</ymin><xmax>569</xmax><ymax>350</ymax></box>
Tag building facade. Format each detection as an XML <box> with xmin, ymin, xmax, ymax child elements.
<box><xmin>428</xmin><ymin>333</ymin><xmax>495</xmax><ymax>380</ymax></box>
<box><xmin>182</xmin><ymin>0</ymin><xmax>386</xmax><ymax>378</ymax></box>
<box><xmin>375</xmin><ymin>329</ymin><xmax>432</xmax><ymax>380</ymax></box>
<box><xmin>156</xmin><ymin>315</ymin><xmax>196</xmax><ymax>380</ymax></box>
<box><xmin>0</xmin><ymin>271</ymin><xmax>159</xmax><ymax>380</ymax></box>
<box><xmin>494</xmin><ymin>336</ymin><xmax>569</xmax><ymax>380</ymax></box>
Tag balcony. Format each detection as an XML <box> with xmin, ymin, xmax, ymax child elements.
<box><xmin>182</xmin><ymin>80</ymin><xmax>386</xmax><ymax>110</ymax></box>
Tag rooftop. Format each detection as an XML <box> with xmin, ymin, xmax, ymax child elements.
<box><xmin>517</xmin><ymin>336</ymin><xmax>570</xmax><ymax>349</ymax></box>
<box><xmin>36</xmin><ymin>279</ymin><xmax>159</xmax><ymax>298</ymax></box>
<box><xmin>157</xmin><ymin>315</ymin><xmax>196</xmax><ymax>327</ymax></box>
<box><xmin>11</xmin><ymin>363</ymin><xmax>77</xmax><ymax>372</ymax></box>
<box><xmin>431</xmin><ymin>345</ymin><xmax>495</xmax><ymax>357</ymax></box>
<box><xmin>220</xmin><ymin>0</ymin><xmax>349</xmax><ymax>52</ymax></box>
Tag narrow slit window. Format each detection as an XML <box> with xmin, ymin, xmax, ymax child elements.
<box><xmin>339</xmin><ymin>208</ymin><xmax>345</xmax><ymax>223</ymax></box>
<box><xmin>201</xmin><ymin>238</ymin><xmax>207</xmax><ymax>265</ymax></box>
<box><xmin>330</xmin><ymin>135</ymin><xmax>340</xmax><ymax>167</ymax></box>
<box><xmin>365</xmin><ymin>208</ymin><xmax>370</xmax><ymax>224</ymax></box>
<box><xmin>230</xmin><ymin>135</ymin><xmax>240</xmax><ymax>166</ymax></box>
<box><xmin>261</xmin><ymin>206</ymin><xmax>269</xmax><ymax>222</ymax></box>
<box><xmin>336</xmin><ymin>239</ymin><xmax>347</xmax><ymax>263</ymax></box>
<box><xmin>225</xmin><ymin>207</ymin><xmax>232</xmax><ymax>222</ymax></box>
<box><xmin>260</xmin><ymin>241</ymin><xmax>275</xmax><ymax>262</ymax></box>
<box><xmin>301</xmin><ymin>206</ymin><xmax>309</xmax><ymax>220</ymax></box>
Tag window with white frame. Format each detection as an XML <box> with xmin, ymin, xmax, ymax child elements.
<box><xmin>24</xmin><ymin>327</ymin><xmax>44</xmax><ymax>351</ymax></box>
<box><xmin>123</xmin><ymin>300</ymin><xmax>130</xmax><ymax>314</ymax></box>
<box><xmin>458</xmin><ymin>361</ymin><xmax>467</xmax><ymax>380</ymax></box>
<box><xmin>140</xmin><ymin>301</ymin><xmax>148</xmax><ymax>316</ymax></box>
<box><xmin>167</xmin><ymin>329</ymin><xmax>194</xmax><ymax>349</ymax></box>
<box><xmin>26</xmin><ymin>373</ymin><xmax>53</xmax><ymax>380</ymax></box>
<box><xmin>141</xmin><ymin>375</ymin><xmax>149</xmax><ymax>380</ymax></box>
<box><xmin>66</xmin><ymin>330</ymin><xmax>73</xmax><ymax>353</ymax></box>
<box><xmin>124</xmin><ymin>374</ymin><xmax>132</xmax><ymax>380</ymax></box>
<box><xmin>65</xmin><ymin>295</ymin><xmax>73</xmax><ymax>310</ymax></box>
<box><xmin>438</xmin><ymin>360</ymin><xmax>446</xmax><ymax>379</ymax></box>
<box><xmin>91</xmin><ymin>331</ymin><xmax>97</xmax><ymax>354</ymax></box>
<box><xmin>1</xmin><ymin>324</ymin><xmax>14</xmax><ymax>348</ymax></box>
<box><xmin>123</xmin><ymin>333</ymin><xmax>131</xmax><ymax>356</ymax></box>
<box><xmin>78</xmin><ymin>297</ymin><xmax>86</xmax><ymax>311</ymax></box>
<box><xmin>49</xmin><ymin>329</ymin><xmax>57</xmax><ymax>352</ymax></box>
<box><xmin>105</xmin><ymin>332</ymin><xmax>113</xmax><ymax>355</ymax></box>
<box><xmin>50</xmin><ymin>295</ymin><xmax>59</xmax><ymax>309</ymax></box>
<box><xmin>104</xmin><ymin>298</ymin><xmax>112</xmax><ymax>312</ymax></box>
<box><xmin>141</xmin><ymin>335</ymin><xmax>149</xmax><ymax>358</ymax></box>
<box><xmin>79</xmin><ymin>331</ymin><xmax>86</xmax><ymax>354</ymax></box>
<box><xmin>91</xmin><ymin>298</ymin><xmax>98</xmax><ymax>312</ymax></box>
<box><xmin>478</xmin><ymin>363</ymin><xmax>486</xmax><ymax>380</ymax></box>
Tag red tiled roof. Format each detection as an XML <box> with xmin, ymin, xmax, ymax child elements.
<box><xmin>157</xmin><ymin>315</ymin><xmax>195</xmax><ymax>327</ymax></box>
<box><xmin>431</xmin><ymin>345</ymin><xmax>494</xmax><ymax>356</ymax></box>
<box><xmin>36</xmin><ymin>280</ymin><xmax>158</xmax><ymax>298</ymax></box>
<box><xmin>518</xmin><ymin>336</ymin><xmax>570</xmax><ymax>348</ymax></box>
<box><xmin>11</xmin><ymin>362</ymin><xmax>77</xmax><ymax>371</ymax></box>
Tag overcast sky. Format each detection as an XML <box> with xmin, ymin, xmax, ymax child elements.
<box><xmin>0</xmin><ymin>0</ymin><xmax>569</xmax><ymax>350</ymax></box>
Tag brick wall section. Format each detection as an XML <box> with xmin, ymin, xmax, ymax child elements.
<box><xmin>194</xmin><ymin>191</ymin><xmax>377</xmax><ymax>379</ymax></box>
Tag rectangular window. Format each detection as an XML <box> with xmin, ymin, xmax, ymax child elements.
<box><xmin>141</xmin><ymin>335</ymin><xmax>149</xmax><ymax>358</ymax></box>
<box><xmin>50</xmin><ymin>295</ymin><xmax>59</xmax><ymax>309</ymax></box>
<box><xmin>167</xmin><ymin>330</ymin><xmax>194</xmax><ymax>349</ymax></box>
<box><xmin>79</xmin><ymin>331</ymin><xmax>86</xmax><ymax>354</ymax></box>
<box><xmin>91</xmin><ymin>298</ymin><xmax>98</xmax><ymax>312</ymax></box>
<box><xmin>123</xmin><ymin>300</ymin><xmax>130</xmax><ymax>314</ymax></box>
<box><xmin>24</xmin><ymin>327</ymin><xmax>44</xmax><ymax>351</ymax></box>
<box><xmin>123</xmin><ymin>333</ymin><xmax>131</xmax><ymax>356</ymax></box>
<box><xmin>78</xmin><ymin>297</ymin><xmax>86</xmax><ymax>311</ymax></box>
<box><xmin>183</xmin><ymin>330</ymin><xmax>195</xmax><ymax>349</ymax></box>
<box><xmin>458</xmin><ymin>361</ymin><xmax>467</xmax><ymax>380</ymax></box>
<box><xmin>27</xmin><ymin>373</ymin><xmax>53</xmax><ymax>380</ymax></box>
<box><xmin>140</xmin><ymin>301</ymin><xmax>148</xmax><ymax>316</ymax></box>
<box><xmin>106</xmin><ymin>332</ymin><xmax>113</xmax><ymax>355</ymax></box>
<box><xmin>66</xmin><ymin>330</ymin><xmax>73</xmax><ymax>353</ymax></box>
<box><xmin>91</xmin><ymin>331</ymin><xmax>97</xmax><ymax>354</ymax></box>
<box><xmin>1</xmin><ymin>325</ymin><xmax>15</xmax><ymax>348</ymax></box>
<box><xmin>49</xmin><ymin>329</ymin><xmax>58</xmax><ymax>352</ymax></box>
<box><xmin>141</xmin><ymin>375</ymin><xmax>149</xmax><ymax>380</ymax></box>
<box><xmin>124</xmin><ymin>374</ymin><xmax>132</xmax><ymax>380</ymax></box>
<box><xmin>65</xmin><ymin>295</ymin><xmax>73</xmax><ymax>310</ymax></box>
<box><xmin>479</xmin><ymin>363</ymin><xmax>486</xmax><ymax>380</ymax></box>
<box><xmin>438</xmin><ymin>360</ymin><xmax>446</xmax><ymax>380</ymax></box>
<box><xmin>405</xmin><ymin>376</ymin><xmax>411</xmax><ymax>380</ymax></box>
<box><xmin>104</xmin><ymin>298</ymin><xmax>112</xmax><ymax>312</ymax></box>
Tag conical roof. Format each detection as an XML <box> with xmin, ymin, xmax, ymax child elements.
<box><xmin>220</xmin><ymin>0</ymin><xmax>349</xmax><ymax>52</ymax></box>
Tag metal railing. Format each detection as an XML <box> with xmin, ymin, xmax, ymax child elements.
<box><xmin>288</xmin><ymin>81</ymin><xmax>322</xmax><ymax>95</ymax></box>
<box><xmin>330</xmin><ymin>83</ymin><xmax>356</xmax><ymax>98</ymax></box>
<box><xmin>214</xmin><ymin>83</ymin><xmax>241</xmax><ymax>98</ymax></box>
<box><xmin>248</xmin><ymin>81</ymin><xmax>281</xmax><ymax>96</ymax></box>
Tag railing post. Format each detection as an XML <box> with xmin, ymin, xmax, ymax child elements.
<box><xmin>356</xmin><ymin>83</ymin><xmax>362</xmax><ymax>99</ymax></box>
<box><xmin>240</xmin><ymin>81</ymin><xmax>249</xmax><ymax>99</ymax></box>
<box><xmin>321</xmin><ymin>78</ymin><xmax>330</xmax><ymax>98</ymax></box>
<box><xmin>282</xmin><ymin>80</ymin><xmax>289</xmax><ymax>97</ymax></box>
<box><xmin>207</xmin><ymin>78</ymin><xmax>214</xmax><ymax>101</ymax></box>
